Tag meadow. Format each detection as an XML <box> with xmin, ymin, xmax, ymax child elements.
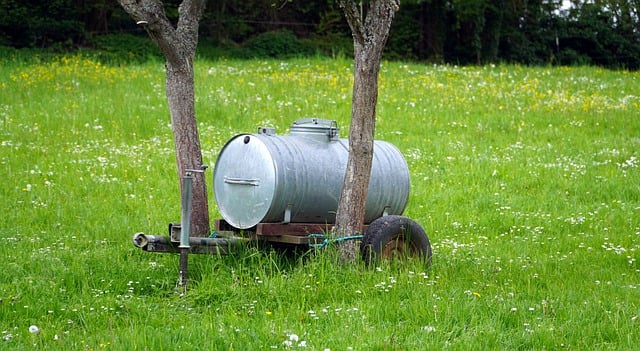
<box><xmin>0</xmin><ymin>53</ymin><xmax>639</xmax><ymax>350</ymax></box>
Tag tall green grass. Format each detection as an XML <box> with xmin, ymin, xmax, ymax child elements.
<box><xmin>1</xmin><ymin>55</ymin><xmax>639</xmax><ymax>350</ymax></box>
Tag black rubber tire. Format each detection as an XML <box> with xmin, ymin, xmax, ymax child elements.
<box><xmin>360</xmin><ymin>215</ymin><xmax>432</xmax><ymax>266</ymax></box>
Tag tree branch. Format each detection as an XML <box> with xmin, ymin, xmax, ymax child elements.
<box><xmin>339</xmin><ymin>0</ymin><xmax>400</xmax><ymax>50</ymax></box>
<box><xmin>364</xmin><ymin>0</ymin><xmax>400</xmax><ymax>51</ymax></box>
<box><xmin>338</xmin><ymin>0</ymin><xmax>365</xmax><ymax>44</ymax></box>
<box><xmin>176</xmin><ymin>0</ymin><xmax>207</xmax><ymax>55</ymax></box>
<box><xmin>117</xmin><ymin>0</ymin><xmax>180</xmax><ymax>64</ymax></box>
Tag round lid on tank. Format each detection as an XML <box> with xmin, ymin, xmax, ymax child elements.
<box><xmin>213</xmin><ymin>134</ymin><xmax>276</xmax><ymax>229</ymax></box>
<box><xmin>290</xmin><ymin>118</ymin><xmax>339</xmax><ymax>140</ymax></box>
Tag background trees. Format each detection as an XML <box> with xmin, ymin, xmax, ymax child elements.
<box><xmin>1</xmin><ymin>0</ymin><xmax>637</xmax><ymax>68</ymax></box>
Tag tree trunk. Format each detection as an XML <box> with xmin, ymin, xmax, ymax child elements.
<box><xmin>118</xmin><ymin>0</ymin><xmax>210</xmax><ymax>236</ymax></box>
<box><xmin>166</xmin><ymin>59</ymin><xmax>210</xmax><ymax>236</ymax></box>
<box><xmin>335</xmin><ymin>0</ymin><xmax>399</xmax><ymax>263</ymax></box>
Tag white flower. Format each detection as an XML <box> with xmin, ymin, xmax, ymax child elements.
<box><xmin>289</xmin><ymin>334</ymin><xmax>299</xmax><ymax>342</ymax></box>
<box><xmin>29</xmin><ymin>325</ymin><xmax>40</xmax><ymax>334</ymax></box>
<box><xmin>421</xmin><ymin>325</ymin><xmax>436</xmax><ymax>332</ymax></box>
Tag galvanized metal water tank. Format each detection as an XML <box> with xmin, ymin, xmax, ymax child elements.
<box><xmin>213</xmin><ymin>118</ymin><xmax>410</xmax><ymax>229</ymax></box>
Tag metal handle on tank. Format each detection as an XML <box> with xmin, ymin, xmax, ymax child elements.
<box><xmin>224</xmin><ymin>177</ymin><xmax>260</xmax><ymax>186</ymax></box>
<box><xmin>327</xmin><ymin>120</ymin><xmax>338</xmax><ymax>139</ymax></box>
<box><xmin>292</xmin><ymin>118</ymin><xmax>339</xmax><ymax>140</ymax></box>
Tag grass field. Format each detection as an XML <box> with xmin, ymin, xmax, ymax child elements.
<box><xmin>1</xmin><ymin>54</ymin><xmax>639</xmax><ymax>350</ymax></box>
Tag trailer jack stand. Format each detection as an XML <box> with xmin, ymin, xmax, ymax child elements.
<box><xmin>177</xmin><ymin>166</ymin><xmax>207</xmax><ymax>291</ymax></box>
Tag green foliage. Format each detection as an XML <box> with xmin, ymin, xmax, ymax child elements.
<box><xmin>303</xmin><ymin>32</ymin><xmax>352</xmax><ymax>59</ymax></box>
<box><xmin>385</xmin><ymin>9</ymin><xmax>421</xmax><ymax>61</ymax></box>
<box><xmin>1</xmin><ymin>55</ymin><xmax>639</xmax><ymax>350</ymax></box>
<box><xmin>243</xmin><ymin>30</ymin><xmax>315</xmax><ymax>58</ymax></box>
<box><xmin>0</xmin><ymin>0</ymin><xmax>85</xmax><ymax>48</ymax></box>
<box><xmin>1</xmin><ymin>0</ymin><xmax>639</xmax><ymax>68</ymax></box>
<box><xmin>88</xmin><ymin>34</ymin><xmax>163</xmax><ymax>64</ymax></box>
<box><xmin>195</xmin><ymin>40</ymin><xmax>248</xmax><ymax>60</ymax></box>
<box><xmin>559</xmin><ymin>2</ymin><xmax>640</xmax><ymax>69</ymax></box>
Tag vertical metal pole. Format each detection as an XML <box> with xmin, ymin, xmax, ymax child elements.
<box><xmin>178</xmin><ymin>170</ymin><xmax>194</xmax><ymax>290</ymax></box>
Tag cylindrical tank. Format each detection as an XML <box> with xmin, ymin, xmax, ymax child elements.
<box><xmin>213</xmin><ymin>118</ymin><xmax>410</xmax><ymax>229</ymax></box>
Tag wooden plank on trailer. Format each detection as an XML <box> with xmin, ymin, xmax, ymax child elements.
<box><xmin>256</xmin><ymin>233</ymin><xmax>310</xmax><ymax>245</ymax></box>
<box><xmin>256</xmin><ymin>223</ymin><xmax>333</xmax><ymax>236</ymax></box>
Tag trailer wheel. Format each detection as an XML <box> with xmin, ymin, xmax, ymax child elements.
<box><xmin>361</xmin><ymin>215</ymin><xmax>432</xmax><ymax>266</ymax></box>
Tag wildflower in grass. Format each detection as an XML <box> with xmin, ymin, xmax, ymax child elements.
<box><xmin>524</xmin><ymin>323</ymin><xmax>534</xmax><ymax>333</ymax></box>
<box><xmin>283</xmin><ymin>333</ymin><xmax>304</xmax><ymax>348</ymax></box>
<box><xmin>29</xmin><ymin>325</ymin><xmax>40</xmax><ymax>334</ymax></box>
<box><xmin>374</xmin><ymin>281</ymin><xmax>391</xmax><ymax>292</ymax></box>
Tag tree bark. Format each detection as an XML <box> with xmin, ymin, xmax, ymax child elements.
<box><xmin>118</xmin><ymin>0</ymin><xmax>210</xmax><ymax>236</ymax></box>
<box><xmin>335</xmin><ymin>0</ymin><xmax>399</xmax><ymax>263</ymax></box>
